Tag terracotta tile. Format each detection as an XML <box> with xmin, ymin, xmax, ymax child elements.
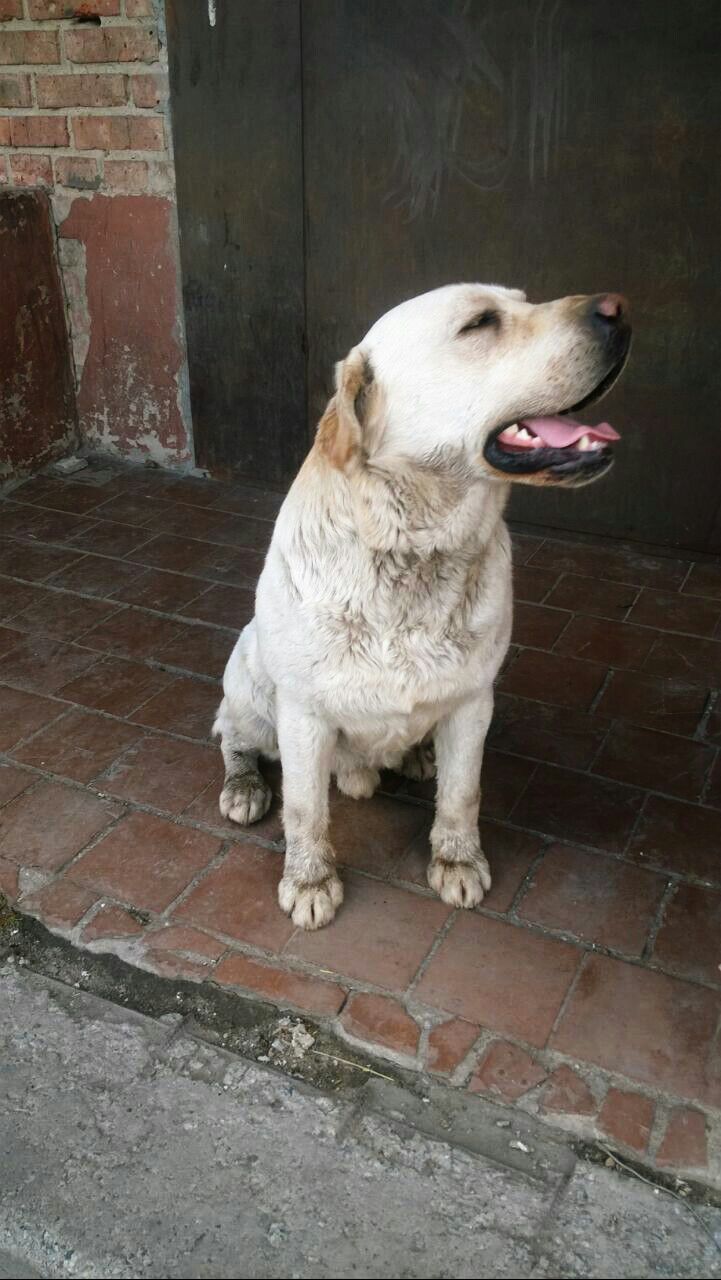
<box><xmin>551</xmin><ymin>954</ymin><xmax>721</xmax><ymax>1105</ymax></box>
<box><xmin>183</xmin><ymin>764</ymin><xmax>285</xmax><ymax>845</ymax></box>
<box><xmin>488</xmin><ymin>693</ymin><xmax>609</xmax><ymax>769</ymax></box>
<box><xmin>426</xmin><ymin>1018</ymin><xmax>479</xmax><ymax>1074</ymax></box>
<box><xmin>544</xmin><ymin>574</ymin><xmax>638</xmax><ymax>621</ymax></box>
<box><xmin>0</xmin><ymin>538</ymin><xmax>80</xmax><ymax>582</ymax></box>
<box><xmin>132</xmin><ymin>677</ymin><xmax>220</xmax><ymax>740</ymax></box>
<box><xmin>706</xmin><ymin>754</ymin><xmax>721</xmax><ymax>808</ymax></box>
<box><xmin>144</xmin><ymin>924</ymin><xmax>226</xmax><ymax>961</ymax></box>
<box><xmin>71</xmin><ymin>811</ymin><xmax>221</xmax><ymax>912</ymax></box>
<box><xmin>0</xmin><ymin>634</ymin><xmax>99</xmax><ymax>693</ymax></box>
<box><xmin>150</xmin><ymin>506</ymin><xmax>272</xmax><ymax>554</ymax></box>
<box><xmin>469</xmin><ymin>1040</ymin><xmax>547</xmax><ymax>1101</ymax></box>
<box><xmin>288</xmin><ymin>875</ymin><xmax>449</xmax><ymax>990</ymax></box>
<box><xmin>518</xmin><ymin>845</ymin><xmax>664</xmax><ymax>954</ymax></box>
<box><xmin>210</xmin><ymin>483</ymin><xmax>284</xmax><ymax>521</ymax></box>
<box><xmin>20</xmin><ymin>879</ymin><xmax>97</xmax><ymax>928</ymax></box>
<box><xmin>95</xmin><ymin>734</ymin><xmax>220</xmax><ymax>814</ymax></box>
<box><xmin>655</xmin><ymin>1108</ymin><xmax>708</xmax><ymax>1169</ymax></box>
<box><xmin>113</xmin><ymin>568</ymin><xmax>207</xmax><ymax>613</ymax></box>
<box><xmin>415</xmin><ymin>913</ymin><xmax>580</xmax><ymax>1047</ymax></box>
<box><xmin>512</xmin><ymin>764</ymin><xmax>643</xmax><ymax>853</ymax></box>
<box><xmin>400</xmin><ymin>820</ymin><xmax>541</xmax><ymax>915</ymax></box>
<box><xmin>512</xmin><ymin>564</ymin><xmax>559</xmax><ymax>603</ymax></box>
<box><xmin>628</xmin><ymin>796</ymin><xmax>721</xmax><ymax>884</ymax></box>
<box><xmin>652</xmin><ymin>884</ymin><xmax>721</xmax><ymax>986</ymax></box>
<box><xmin>65</xmin><ymin>519</ymin><xmax>153</xmax><ymax>558</ymax></box>
<box><xmin>179</xmin><ymin>584</ymin><xmax>255</xmax><ymax>629</ymax></box>
<box><xmin>214</xmin><ymin>952</ymin><xmax>345</xmax><ymax>1015</ymax></box>
<box><xmin>341</xmin><ymin>992</ymin><xmax>419</xmax><ymax>1056</ymax></box>
<box><xmin>0</xmin><ymin>503</ymin><xmax>82</xmax><ymax>543</ymax></box>
<box><xmin>477</xmin><ymin>751</ymin><xmax>533</xmax><ymax>821</ymax></box>
<box><xmin>158</xmin><ymin>621</ymin><xmax>235</xmax><ymax>678</ymax></box>
<box><xmin>0</xmin><ymin>578</ymin><xmax>36</xmax><ymax>621</ymax></box>
<box><xmin>0</xmin><ymin>625</ymin><xmax>23</xmax><ymax>660</ymax></box>
<box><xmin>90</xmin><ymin>493</ymin><xmax>166</xmax><ymax>526</ymax></box>
<box><xmin>529</xmin><ymin>541</ymin><xmax>690</xmax><ymax>590</ymax></box>
<box><xmin>0</xmin><ymin>762</ymin><xmax>34</xmax><ymax>808</ymax></box>
<box><xmin>58</xmin><ymin>655</ymin><xmax>175</xmax><ymax>716</ymax></box>
<box><xmin>47</xmin><ymin>554</ymin><xmax>141</xmax><ymax>598</ymax></box>
<box><xmin>598</xmin><ymin>1089</ymin><xmax>655</xmax><ymax>1154</ymax></box>
<box><xmin>541</xmin><ymin>1065</ymin><xmax>597</xmax><ymax>1116</ymax></box>
<box><xmin>510</xmin><ymin>533</ymin><xmax>544</xmax><ymax>565</ymax></box>
<box><xmin>0</xmin><ymin>857</ymin><xmax>19</xmax><ymax>900</ymax></box>
<box><xmin>0</xmin><ymin>685</ymin><xmax>62</xmax><ymax>750</ymax></box>
<box><xmin>11</xmin><ymin>708</ymin><xmax>143</xmax><ymax>783</ymax></box>
<box><xmin>330</xmin><ymin>791</ymin><xmax>428</xmax><ymax>877</ymax></box>
<box><xmin>14</xmin><ymin>476</ymin><xmax>107</xmax><ymax>515</ymax></box>
<box><xmin>0</xmin><ymin>780</ymin><xmax>120</xmax><ymax>870</ymax></box>
<box><xmin>682</xmin><ymin>562</ymin><xmax>721</xmax><ymax>602</ymax></box>
<box><xmin>500</xmin><ymin>650</ymin><xmax>607</xmax><ymax>710</ymax></box>
<box><xmin>512</xmin><ymin>603</ymin><xmax>570</xmax><ymax>650</ymax></box>
<box><xmin>703</xmin><ymin>701</ymin><xmax>721</xmax><ymax>747</ymax></box>
<box><xmin>141</xmin><ymin>473</ymin><xmax>226</xmax><ymax>508</ymax></box>
<box><xmin>554</xmin><ymin>616</ymin><xmax>655</xmax><ymax>670</ymax></box>
<box><xmin>173</xmin><ymin>844</ymin><xmax>292</xmax><ymax>951</ymax></box>
<box><xmin>628</xmin><ymin>588</ymin><xmax>721</xmax><ymax>638</ymax></box>
<box><xmin>81</xmin><ymin>904</ymin><xmax>145</xmax><ymax>941</ymax></box>
<box><xmin>80</xmin><ymin>608</ymin><xmax>183</xmax><ymax>660</ymax></box>
<box><xmin>134</xmin><ymin>533</ymin><xmax>264</xmax><ymax>589</ymax></box>
<box><xmin>595</xmin><ymin>670</ymin><xmax>708</xmax><ymax>737</ymax></box>
<box><xmin>644</xmin><ymin>634</ymin><xmax>721</xmax><ymax>687</ymax></box>
<box><xmin>593</xmin><ymin>722</ymin><xmax>715</xmax><ymax>802</ymax></box>
<box><xmin>8</xmin><ymin>588</ymin><xmax>121</xmax><ymax>643</ymax></box>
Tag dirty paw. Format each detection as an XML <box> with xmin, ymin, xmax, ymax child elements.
<box><xmin>219</xmin><ymin>770</ymin><xmax>272</xmax><ymax>825</ymax></box>
<box><xmin>278</xmin><ymin>873</ymin><xmax>344</xmax><ymax>930</ymax></box>
<box><xmin>427</xmin><ymin>856</ymin><xmax>491</xmax><ymax>909</ymax></box>
<box><xmin>399</xmin><ymin>741</ymin><xmax>436</xmax><ymax>782</ymax></box>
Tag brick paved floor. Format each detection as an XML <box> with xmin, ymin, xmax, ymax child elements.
<box><xmin>1</xmin><ymin>461</ymin><xmax>719</xmax><ymax>1185</ymax></box>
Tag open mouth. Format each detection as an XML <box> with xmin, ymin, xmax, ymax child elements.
<box><xmin>483</xmin><ymin>355</ymin><xmax>628</xmax><ymax>483</ymax></box>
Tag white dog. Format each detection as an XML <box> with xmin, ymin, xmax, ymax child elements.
<box><xmin>214</xmin><ymin>283</ymin><xmax>631</xmax><ymax>929</ymax></box>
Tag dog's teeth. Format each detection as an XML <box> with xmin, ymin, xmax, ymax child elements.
<box><xmin>590</xmin><ymin>440</ymin><xmax>602</xmax><ymax>450</ymax></box>
<box><xmin>577</xmin><ymin>434</ymin><xmax>591</xmax><ymax>451</ymax></box>
<box><xmin>517</xmin><ymin>427</ymin><xmax>531</xmax><ymax>441</ymax></box>
<box><xmin>505</xmin><ymin>424</ymin><xmax>519</xmax><ymax>436</ymax></box>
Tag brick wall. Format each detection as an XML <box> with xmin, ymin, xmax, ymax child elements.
<box><xmin>0</xmin><ymin>0</ymin><xmax>193</xmax><ymax>470</ymax></box>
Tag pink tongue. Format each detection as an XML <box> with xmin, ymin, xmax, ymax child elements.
<box><xmin>519</xmin><ymin>416</ymin><xmax>620</xmax><ymax>448</ymax></box>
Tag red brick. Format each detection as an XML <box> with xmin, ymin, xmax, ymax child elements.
<box><xmin>95</xmin><ymin>733</ymin><xmax>219</xmax><ymax>814</ymax></box>
<box><xmin>80</xmin><ymin>607</ymin><xmax>181</xmax><ymax>660</ymax></box>
<box><xmin>125</xmin><ymin>0</ymin><xmax>153</xmax><ymax>14</ymax></box>
<box><xmin>37</xmin><ymin>73</ymin><xmax>126</xmax><ymax>109</ymax></box>
<box><xmin>0</xmin><ymin>155</ymin><xmax>7</xmax><ymax>183</ymax></box>
<box><xmin>416</xmin><ymin>914</ymin><xmax>580</xmax><ymax>1048</ymax></box>
<box><xmin>554</xmin><ymin>616</ymin><xmax>655</xmax><ymax>670</ymax></box>
<box><xmin>595</xmin><ymin>669</ymin><xmax>708</xmax><ymax>737</ymax></box>
<box><xmin>628</xmin><ymin>587</ymin><xmax>721</xmax><ymax>638</ymax></box>
<box><xmin>71</xmin><ymin>811</ymin><xmax>221</xmax><ymax>912</ymax></box>
<box><xmin>644</xmin><ymin>634</ymin><xmax>721</xmax><ymax>687</ymax></box>
<box><xmin>157</xmin><ymin>621</ymin><xmax>234</xmax><ymax>679</ymax></box>
<box><xmin>58</xmin><ymin>655</ymin><xmax>175</xmax><ymax>716</ymax></box>
<box><xmin>551</xmin><ymin>955</ymin><xmax>721</xmax><ymax>1106</ymax></box>
<box><xmin>683</xmin><ymin>562</ymin><xmax>721</xmax><ymax>601</ymax></box>
<box><xmin>114</xmin><ymin>568</ymin><xmax>205</xmax><ymax>611</ymax></box>
<box><xmin>513</xmin><ymin>565</ymin><xmax>559</xmax><ymax>603</ymax></box>
<box><xmin>500</xmin><ymin>650</ymin><xmax>607</xmax><ymax>711</ymax></box>
<box><xmin>145</xmin><ymin>952</ymin><xmax>210</xmax><ymax>982</ymax></box>
<box><xmin>341</xmin><ymin>993</ymin><xmax>419</xmax><ymax>1056</ymax></box>
<box><xmin>655</xmin><ymin>1108</ymin><xmax>708</xmax><ymax>1169</ymax></box>
<box><xmin>518</xmin><ymin>845</ymin><xmax>665</xmax><ymax>956</ymax></box>
<box><xmin>0</xmin><ymin>1</ymin><xmax>22</xmax><ymax>19</ymax></box>
<box><xmin>174</xmin><ymin>845</ymin><xmax>294</xmax><ymax>952</ymax></box>
<box><xmin>215</xmin><ymin>952</ymin><xmax>345</xmax><ymax>1017</ymax></box>
<box><xmin>529</xmin><ymin>541</ymin><xmax>689</xmax><ymax>591</ymax></box>
<box><xmin>0</xmin><ymin>73</ymin><xmax>32</xmax><ymax>107</ymax></box>
<box><xmin>8</xmin><ymin>586</ymin><xmax>119</xmax><ymax>642</ymax></box>
<box><xmin>102</xmin><ymin>158</ymin><xmax>149</xmax><ymax>192</ymax></box>
<box><xmin>20</xmin><ymin>879</ymin><xmax>97</xmax><ymax>928</ymax></box>
<box><xmin>144</xmin><ymin>923</ymin><xmax>225</xmax><ymax>961</ymax></box>
<box><xmin>178</xmin><ymin>584</ymin><xmax>255</xmax><ymax>629</ymax></box>
<box><xmin>0</xmin><ymin>633</ymin><xmax>99</xmax><ymax>693</ymax></box>
<box><xmin>81</xmin><ymin>903</ymin><xmax>144</xmax><ymax>941</ymax></box>
<box><xmin>64</xmin><ymin>26</ymin><xmax>159</xmax><ymax>64</ymax></box>
<box><xmin>480</xmin><ymin>750</ymin><xmax>536</xmax><ymax>820</ymax></box>
<box><xmin>593</xmin><ymin>721</ymin><xmax>715</xmax><ymax>802</ymax></box>
<box><xmin>54</xmin><ymin>155</ymin><xmax>100</xmax><ymax>189</ymax></box>
<box><xmin>512</xmin><ymin>764</ymin><xmax>644</xmax><ymax>854</ymax></box>
<box><xmin>9</xmin><ymin>154</ymin><xmax>53</xmax><ymax>186</ymax></box>
<box><xmin>512</xmin><ymin>603</ymin><xmax>570</xmax><ymax>650</ymax></box>
<box><xmin>73</xmin><ymin>115</ymin><xmax>164</xmax><ymax>152</ymax></box>
<box><xmin>545</xmin><ymin>574</ymin><xmax>638</xmax><ymax>621</ymax></box>
<box><xmin>0</xmin><ymin>857</ymin><xmax>18</xmax><ymax>899</ymax></box>
<box><xmin>628</xmin><ymin>795</ymin><xmax>721</xmax><ymax>885</ymax></box>
<box><xmin>326</xmin><ymin>792</ymin><xmax>427</xmax><ymax>878</ymax></box>
<box><xmin>469</xmin><ymin>1041</ymin><xmax>547</xmax><ymax>1101</ymax></box>
<box><xmin>0</xmin><ymin>542</ymin><xmax>79</xmax><ymax>582</ymax></box>
<box><xmin>28</xmin><ymin>1</ymin><xmax>120</xmax><ymax>15</ymax></box>
<box><xmin>11</xmin><ymin>708</ymin><xmax>143</xmax><ymax>784</ymax></box>
<box><xmin>0</xmin><ymin>763</ymin><xmax>33</xmax><ymax>808</ymax></box>
<box><xmin>0</xmin><ymin>685</ymin><xmax>61</xmax><ymax>751</ymax></box>
<box><xmin>489</xmin><ymin>694</ymin><xmax>610</xmax><ymax>771</ymax></box>
<box><xmin>0</xmin><ymin>31</ymin><xmax>60</xmax><ymax>64</ymax></box>
<box><xmin>288</xmin><ymin>875</ymin><xmax>449</xmax><ymax>991</ymax></box>
<box><xmin>427</xmin><ymin>1018</ymin><xmax>479</xmax><ymax>1075</ymax></box>
<box><xmin>652</xmin><ymin>883</ymin><xmax>721</xmax><ymax>986</ymax></box>
<box><xmin>9</xmin><ymin>116</ymin><xmax>69</xmax><ymax>148</ymax></box>
<box><xmin>130</xmin><ymin>72</ymin><xmax>164</xmax><ymax>108</ymax></box>
<box><xmin>0</xmin><ymin>781</ymin><xmax>119</xmax><ymax>871</ymax></box>
<box><xmin>598</xmin><ymin>1089</ymin><xmax>655</xmax><ymax>1154</ymax></box>
<box><xmin>541</xmin><ymin>1065</ymin><xmax>597</xmax><ymax>1116</ymax></box>
<box><xmin>132</xmin><ymin>677</ymin><xmax>219</xmax><ymax>741</ymax></box>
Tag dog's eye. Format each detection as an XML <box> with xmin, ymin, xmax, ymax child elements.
<box><xmin>460</xmin><ymin>310</ymin><xmax>500</xmax><ymax>334</ymax></box>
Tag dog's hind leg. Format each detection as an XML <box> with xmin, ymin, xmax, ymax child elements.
<box><xmin>213</xmin><ymin>623</ymin><xmax>276</xmax><ymax>826</ymax></box>
<box><xmin>399</xmin><ymin>736</ymin><xmax>436</xmax><ymax>782</ymax></box>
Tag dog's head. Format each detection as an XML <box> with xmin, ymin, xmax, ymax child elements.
<box><xmin>318</xmin><ymin>283</ymin><xmax>631</xmax><ymax>488</ymax></box>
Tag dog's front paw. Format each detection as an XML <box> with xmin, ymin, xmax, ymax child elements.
<box><xmin>278</xmin><ymin>873</ymin><xmax>343</xmax><ymax>930</ymax></box>
<box><xmin>427</xmin><ymin>832</ymin><xmax>491</xmax><ymax>909</ymax></box>
<box><xmin>219</xmin><ymin>770</ymin><xmax>272</xmax><ymax>825</ymax></box>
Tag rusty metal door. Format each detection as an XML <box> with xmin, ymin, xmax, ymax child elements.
<box><xmin>168</xmin><ymin>0</ymin><xmax>720</xmax><ymax>552</ymax></box>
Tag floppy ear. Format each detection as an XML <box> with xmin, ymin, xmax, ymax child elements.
<box><xmin>316</xmin><ymin>345</ymin><xmax>373</xmax><ymax>471</ymax></box>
